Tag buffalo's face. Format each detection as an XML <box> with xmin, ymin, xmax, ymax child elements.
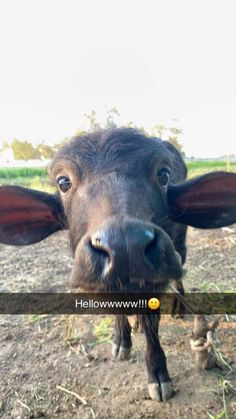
<box><xmin>50</xmin><ymin>129</ymin><xmax>184</xmax><ymax>292</ymax></box>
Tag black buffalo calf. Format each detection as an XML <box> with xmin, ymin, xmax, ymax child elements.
<box><xmin>1</xmin><ymin>128</ymin><xmax>236</xmax><ymax>401</ymax></box>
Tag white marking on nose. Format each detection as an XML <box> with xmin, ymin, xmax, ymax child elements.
<box><xmin>145</xmin><ymin>230</ymin><xmax>154</xmax><ymax>239</ymax></box>
<box><xmin>91</xmin><ymin>236</ymin><xmax>101</xmax><ymax>247</ymax></box>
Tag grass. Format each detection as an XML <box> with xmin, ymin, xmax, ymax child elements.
<box><xmin>207</xmin><ymin>379</ymin><xmax>236</xmax><ymax>419</ymax></box>
<box><xmin>0</xmin><ymin>166</ymin><xmax>47</xmax><ymax>179</ymax></box>
<box><xmin>186</xmin><ymin>160</ymin><xmax>236</xmax><ymax>170</ymax></box>
<box><xmin>186</xmin><ymin>160</ymin><xmax>236</xmax><ymax>178</ymax></box>
<box><xmin>27</xmin><ymin>314</ymin><xmax>49</xmax><ymax>323</ymax></box>
<box><xmin>0</xmin><ymin>172</ymin><xmax>55</xmax><ymax>193</ymax></box>
<box><xmin>64</xmin><ymin>315</ymin><xmax>81</xmax><ymax>344</ymax></box>
<box><xmin>91</xmin><ymin>317</ymin><xmax>114</xmax><ymax>346</ymax></box>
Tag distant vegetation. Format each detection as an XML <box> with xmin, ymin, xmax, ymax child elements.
<box><xmin>1</xmin><ymin>160</ymin><xmax>236</xmax><ymax>191</ymax></box>
<box><xmin>0</xmin><ymin>167</ymin><xmax>47</xmax><ymax>179</ymax></box>
<box><xmin>186</xmin><ymin>159</ymin><xmax>236</xmax><ymax>178</ymax></box>
<box><xmin>1</xmin><ymin>108</ymin><xmax>235</xmax><ymax>189</ymax></box>
<box><xmin>187</xmin><ymin>160</ymin><xmax>236</xmax><ymax>169</ymax></box>
<box><xmin>0</xmin><ymin>108</ymin><xmax>185</xmax><ymax>161</ymax></box>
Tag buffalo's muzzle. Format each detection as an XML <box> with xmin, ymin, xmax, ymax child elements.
<box><xmin>70</xmin><ymin>217</ymin><xmax>183</xmax><ymax>290</ymax></box>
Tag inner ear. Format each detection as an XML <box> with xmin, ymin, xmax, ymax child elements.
<box><xmin>0</xmin><ymin>185</ymin><xmax>66</xmax><ymax>245</ymax></box>
<box><xmin>168</xmin><ymin>171</ymin><xmax>236</xmax><ymax>228</ymax></box>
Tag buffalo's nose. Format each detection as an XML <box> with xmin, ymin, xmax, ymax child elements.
<box><xmin>88</xmin><ymin>222</ymin><xmax>156</xmax><ymax>278</ymax></box>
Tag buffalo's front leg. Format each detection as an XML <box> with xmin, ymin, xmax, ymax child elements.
<box><xmin>171</xmin><ymin>279</ymin><xmax>185</xmax><ymax>318</ymax></box>
<box><xmin>112</xmin><ymin>315</ymin><xmax>132</xmax><ymax>360</ymax></box>
<box><xmin>141</xmin><ymin>313</ymin><xmax>173</xmax><ymax>401</ymax></box>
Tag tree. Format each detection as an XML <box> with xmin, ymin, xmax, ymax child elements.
<box><xmin>83</xmin><ymin>108</ymin><xmax>122</xmax><ymax>132</ymax></box>
<box><xmin>73</xmin><ymin>129</ymin><xmax>87</xmax><ymax>138</ymax></box>
<box><xmin>75</xmin><ymin>108</ymin><xmax>185</xmax><ymax>156</ymax></box>
<box><xmin>0</xmin><ymin>140</ymin><xmax>10</xmax><ymax>154</ymax></box>
<box><xmin>11</xmin><ymin>139</ymin><xmax>40</xmax><ymax>160</ymax></box>
<box><xmin>36</xmin><ymin>142</ymin><xmax>55</xmax><ymax>160</ymax></box>
<box><xmin>168</xmin><ymin>127</ymin><xmax>185</xmax><ymax>156</ymax></box>
<box><xmin>151</xmin><ymin>124</ymin><xmax>165</xmax><ymax>138</ymax></box>
<box><xmin>84</xmin><ymin>110</ymin><xmax>101</xmax><ymax>132</ymax></box>
<box><xmin>105</xmin><ymin>107</ymin><xmax>120</xmax><ymax>129</ymax></box>
<box><xmin>151</xmin><ymin>124</ymin><xmax>185</xmax><ymax>156</ymax></box>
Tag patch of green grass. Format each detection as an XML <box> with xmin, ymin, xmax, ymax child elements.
<box><xmin>186</xmin><ymin>160</ymin><xmax>236</xmax><ymax>170</ymax></box>
<box><xmin>0</xmin><ymin>173</ymin><xmax>55</xmax><ymax>193</ymax></box>
<box><xmin>27</xmin><ymin>314</ymin><xmax>49</xmax><ymax>323</ymax></box>
<box><xmin>0</xmin><ymin>166</ymin><xmax>47</xmax><ymax>179</ymax></box>
<box><xmin>90</xmin><ymin>317</ymin><xmax>114</xmax><ymax>346</ymax></box>
<box><xmin>65</xmin><ymin>315</ymin><xmax>81</xmax><ymax>344</ymax></box>
<box><xmin>186</xmin><ymin>160</ymin><xmax>236</xmax><ymax>179</ymax></box>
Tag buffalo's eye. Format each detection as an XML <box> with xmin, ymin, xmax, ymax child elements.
<box><xmin>157</xmin><ymin>168</ymin><xmax>170</xmax><ymax>188</ymax></box>
<box><xmin>57</xmin><ymin>176</ymin><xmax>72</xmax><ymax>193</ymax></box>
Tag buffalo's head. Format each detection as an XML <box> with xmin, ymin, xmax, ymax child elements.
<box><xmin>1</xmin><ymin>128</ymin><xmax>236</xmax><ymax>292</ymax></box>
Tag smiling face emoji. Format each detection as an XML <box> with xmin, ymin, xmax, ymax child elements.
<box><xmin>147</xmin><ymin>297</ymin><xmax>160</xmax><ymax>310</ymax></box>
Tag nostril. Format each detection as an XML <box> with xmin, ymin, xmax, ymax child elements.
<box><xmin>88</xmin><ymin>235</ymin><xmax>113</xmax><ymax>278</ymax></box>
<box><xmin>144</xmin><ymin>233</ymin><xmax>158</xmax><ymax>268</ymax></box>
<box><xmin>89</xmin><ymin>236</ymin><xmax>111</xmax><ymax>260</ymax></box>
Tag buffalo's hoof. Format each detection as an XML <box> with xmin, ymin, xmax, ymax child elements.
<box><xmin>148</xmin><ymin>383</ymin><xmax>161</xmax><ymax>401</ymax></box>
<box><xmin>111</xmin><ymin>343</ymin><xmax>131</xmax><ymax>360</ymax></box>
<box><xmin>161</xmin><ymin>382</ymin><xmax>173</xmax><ymax>401</ymax></box>
<box><xmin>148</xmin><ymin>381</ymin><xmax>173</xmax><ymax>402</ymax></box>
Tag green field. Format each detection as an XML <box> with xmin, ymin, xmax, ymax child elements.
<box><xmin>0</xmin><ymin>167</ymin><xmax>54</xmax><ymax>192</ymax></box>
<box><xmin>0</xmin><ymin>167</ymin><xmax>47</xmax><ymax>179</ymax></box>
<box><xmin>186</xmin><ymin>159</ymin><xmax>236</xmax><ymax>177</ymax></box>
<box><xmin>0</xmin><ymin>160</ymin><xmax>236</xmax><ymax>191</ymax></box>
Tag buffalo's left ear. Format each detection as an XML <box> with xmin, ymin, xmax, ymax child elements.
<box><xmin>168</xmin><ymin>171</ymin><xmax>236</xmax><ymax>228</ymax></box>
<box><xmin>0</xmin><ymin>185</ymin><xmax>66</xmax><ymax>245</ymax></box>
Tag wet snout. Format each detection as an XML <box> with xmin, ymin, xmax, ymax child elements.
<box><xmin>90</xmin><ymin>220</ymin><xmax>156</xmax><ymax>277</ymax></box>
<box><xmin>70</xmin><ymin>217</ymin><xmax>183</xmax><ymax>291</ymax></box>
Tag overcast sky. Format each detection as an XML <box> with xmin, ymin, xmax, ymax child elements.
<box><xmin>0</xmin><ymin>0</ymin><xmax>235</xmax><ymax>157</ymax></box>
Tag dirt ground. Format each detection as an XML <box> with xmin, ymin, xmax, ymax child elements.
<box><xmin>1</xmin><ymin>226</ymin><xmax>236</xmax><ymax>418</ymax></box>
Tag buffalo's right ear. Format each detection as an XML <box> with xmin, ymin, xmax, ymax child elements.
<box><xmin>0</xmin><ymin>185</ymin><xmax>66</xmax><ymax>245</ymax></box>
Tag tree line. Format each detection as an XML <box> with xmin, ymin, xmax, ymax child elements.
<box><xmin>0</xmin><ymin>108</ymin><xmax>185</xmax><ymax>160</ymax></box>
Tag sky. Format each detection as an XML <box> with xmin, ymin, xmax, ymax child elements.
<box><xmin>0</xmin><ymin>0</ymin><xmax>235</xmax><ymax>157</ymax></box>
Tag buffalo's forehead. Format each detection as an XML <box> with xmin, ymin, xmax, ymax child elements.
<box><xmin>51</xmin><ymin>128</ymin><xmax>171</xmax><ymax>175</ymax></box>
